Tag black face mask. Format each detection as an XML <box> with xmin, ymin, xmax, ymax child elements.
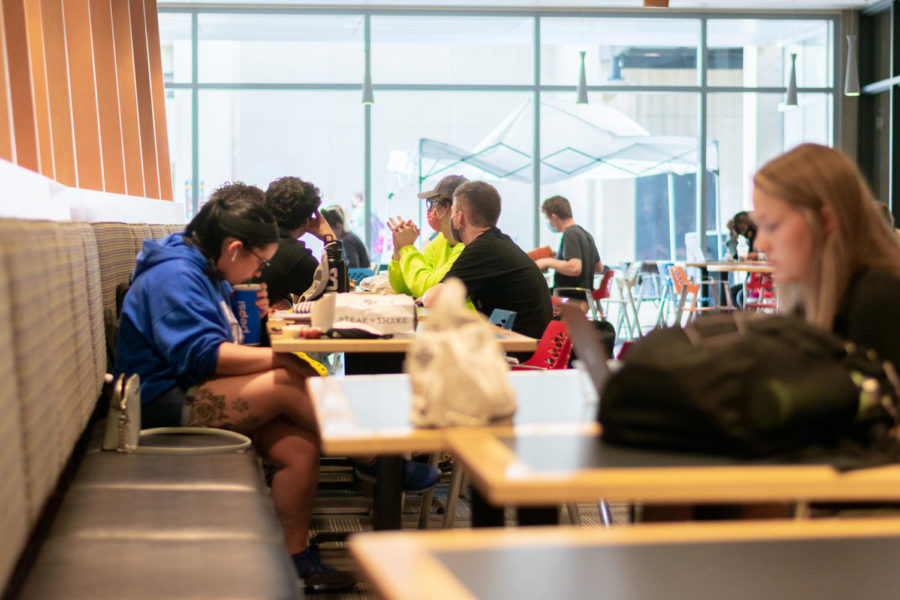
<box><xmin>448</xmin><ymin>212</ymin><xmax>461</xmax><ymax>244</ymax></box>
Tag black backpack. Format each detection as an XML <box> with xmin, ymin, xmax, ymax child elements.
<box><xmin>600</xmin><ymin>314</ymin><xmax>900</xmax><ymax>465</ymax></box>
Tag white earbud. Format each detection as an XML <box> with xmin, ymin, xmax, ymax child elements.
<box><xmin>231</xmin><ymin>252</ymin><xmax>237</xmax><ymax>262</ymax></box>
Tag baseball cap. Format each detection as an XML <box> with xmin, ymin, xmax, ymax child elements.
<box><xmin>417</xmin><ymin>175</ymin><xmax>468</xmax><ymax>201</ymax></box>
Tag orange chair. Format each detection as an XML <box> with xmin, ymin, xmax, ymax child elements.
<box><xmin>668</xmin><ymin>265</ymin><xmax>723</xmax><ymax>325</ymax></box>
<box><xmin>512</xmin><ymin>320</ymin><xmax>572</xmax><ymax>370</ymax></box>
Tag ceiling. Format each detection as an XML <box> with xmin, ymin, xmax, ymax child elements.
<box><xmin>159</xmin><ymin>0</ymin><xmax>878</xmax><ymax>10</ymax></box>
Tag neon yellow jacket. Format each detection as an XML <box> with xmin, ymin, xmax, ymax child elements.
<box><xmin>389</xmin><ymin>233</ymin><xmax>465</xmax><ymax>298</ymax></box>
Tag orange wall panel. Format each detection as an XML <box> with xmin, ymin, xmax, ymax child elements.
<box><xmin>128</xmin><ymin>0</ymin><xmax>158</xmax><ymax>199</ymax></box>
<box><xmin>24</xmin><ymin>0</ymin><xmax>53</xmax><ymax>179</ymax></box>
<box><xmin>3</xmin><ymin>0</ymin><xmax>170</xmax><ymax>201</ymax></box>
<box><xmin>0</xmin><ymin>3</ymin><xmax>15</xmax><ymax>163</ymax></box>
<box><xmin>39</xmin><ymin>0</ymin><xmax>76</xmax><ymax>187</ymax></box>
<box><xmin>89</xmin><ymin>0</ymin><xmax>126</xmax><ymax>194</ymax></box>
<box><xmin>110</xmin><ymin>0</ymin><xmax>143</xmax><ymax>197</ymax></box>
<box><xmin>143</xmin><ymin>0</ymin><xmax>171</xmax><ymax>200</ymax></box>
<box><xmin>3</xmin><ymin>0</ymin><xmax>40</xmax><ymax>173</ymax></box>
<box><xmin>62</xmin><ymin>0</ymin><xmax>104</xmax><ymax>192</ymax></box>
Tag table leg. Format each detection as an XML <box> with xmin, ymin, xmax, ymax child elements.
<box><xmin>373</xmin><ymin>455</ymin><xmax>403</xmax><ymax>530</ymax></box>
<box><xmin>345</xmin><ymin>352</ymin><xmax>405</xmax><ymax>375</ymax></box>
<box><xmin>470</xmin><ymin>487</ymin><xmax>505</xmax><ymax>528</ymax></box>
<box><xmin>516</xmin><ymin>506</ymin><xmax>559</xmax><ymax>526</ymax></box>
<box><xmin>470</xmin><ymin>487</ymin><xmax>559</xmax><ymax>527</ymax></box>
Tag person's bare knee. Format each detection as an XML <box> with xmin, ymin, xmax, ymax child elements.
<box><xmin>255</xmin><ymin>417</ymin><xmax>320</xmax><ymax>468</ymax></box>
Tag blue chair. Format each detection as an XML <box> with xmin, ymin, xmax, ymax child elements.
<box><xmin>489</xmin><ymin>309</ymin><xmax>516</xmax><ymax>330</ymax></box>
<box><xmin>348</xmin><ymin>267</ymin><xmax>375</xmax><ymax>285</ymax></box>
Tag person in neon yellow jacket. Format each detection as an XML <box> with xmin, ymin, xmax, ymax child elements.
<box><xmin>388</xmin><ymin>175</ymin><xmax>468</xmax><ymax>299</ymax></box>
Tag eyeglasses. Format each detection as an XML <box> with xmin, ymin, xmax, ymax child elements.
<box><xmin>426</xmin><ymin>197</ymin><xmax>447</xmax><ymax>212</ymax></box>
<box><xmin>248</xmin><ymin>248</ymin><xmax>271</xmax><ymax>271</ymax></box>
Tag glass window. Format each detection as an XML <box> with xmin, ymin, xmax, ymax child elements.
<box><xmin>541</xmin><ymin>17</ymin><xmax>700</xmax><ymax>87</ymax></box>
<box><xmin>197</xmin><ymin>14</ymin><xmax>364</xmax><ymax>83</ymax></box>
<box><xmin>164</xmin><ymin>89</ymin><xmax>193</xmax><ymax>220</ymax></box>
<box><xmin>371</xmin><ymin>16</ymin><xmax>533</xmax><ymax>85</ymax></box>
<box><xmin>159</xmin><ymin>13</ymin><xmax>192</xmax><ymax>84</ymax></box>
<box><xmin>707</xmin><ymin>92</ymin><xmax>832</xmax><ymax>239</ymax></box>
<box><xmin>372</xmin><ymin>91</ymin><xmax>533</xmax><ymax>258</ymax></box>
<box><xmin>197</xmin><ymin>90</ymin><xmax>363</xmax><ymax>236</ymax></box>
<box><xmin>707</xmin><ymin>19</ymin><xmax>832</xmax><ymax>88</ymax></box>
<box><xmin>538</xmin><ymin>91</ymin><xmax>699</xmax><ymax>264</ymax></box>
<box><xmin>160</xmin><ymin>10</ymin><xmax>837</xmax><ymax>263</ymax></box>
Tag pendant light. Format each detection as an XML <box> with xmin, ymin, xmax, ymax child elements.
<box><xmin>785</xmin><ymin>52</ymin><xmax>798</xmax><ymax>107</ymax></box>
<box><xmin>844</xmin><ymin>34</ymin><xmax>860</xmax><ymax>96</ymax></box>
<box><xmin>576</xmin><ymin>51</ymin><xmax>588</xmax><ymax>105</ymax></box>
<box><xmin>362</xmin><ymin>49</ymin><xmax>374</xmax><ymax>105</ymax></box>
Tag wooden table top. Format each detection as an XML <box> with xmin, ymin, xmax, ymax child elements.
<box><xmin>269</xmin><ymin>321</ymin><xmax>537</xmax><ymax>354</ymax></box>
<box><xmin>706</xmin><ymin>262</ymin><xmax>774</xmax><ymax>273</ymax></box>
<box><xmin>683</xmin><ymin>260</ymin><xmax>736</xmax><ymax>268</ymax></box>
<box><xmin>306</xmin><ymin>370</ymin><xmax>599</xmax><ymax>456</ymax></box>
<box><xmin>446</xmin><ymin>428</ymin><xmax>900</xmax><ymax>505</ymax></box>
<box><xmin>350</xmin><ymin>518</ymin><xmax>900</xmax><ymax>600</ymax></box>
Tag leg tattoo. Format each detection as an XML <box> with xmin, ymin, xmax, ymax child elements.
<box><xmin>233</xmin><ymin>397</ymin><xmax>261</xmax><ymax>429</ymax></box>
<box><xmin>189</xmin><ymin>388</ymin><xmax>228</xmax><ymax>427</ymax></box>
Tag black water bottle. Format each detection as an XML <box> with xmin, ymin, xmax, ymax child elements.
<box><xmin>324</xmin><ymin>237</ymin><xmax>349</xmax><ymax>293</ymax></box>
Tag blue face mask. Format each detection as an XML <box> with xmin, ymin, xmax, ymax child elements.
<box><xmin>544</xmin><ymin>220</ymin><xmax>556</xmax><ymax>234</ymax></box>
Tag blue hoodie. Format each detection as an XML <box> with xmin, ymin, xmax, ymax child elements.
<box><xmin>116</xmin><ymin>233</ymin><xmax>241</xmax><ymax>404</ymax></box>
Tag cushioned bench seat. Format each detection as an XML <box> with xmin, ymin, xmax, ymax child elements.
<box><xmin>44</xmin><ymin>487</ymin><xmax>285</xmax><ymax>542</ymax></box>
<box><xmin>19</xmin><ymin>439</ymin><xmax>297</xmax><ymax>600</ymax></box>
<box><xmin>1</xmin><ymin>219</ymin><xmax>300</xmax><ymax>600</ymax></box>
<box><xmin>18</xmin><ymin>538</ymin><xmax>298</xmax><ymax>600</ymax></box>
<box><xmin>75</xmin><ymin>448</ymin><xmax>268</xmax><ymax>493</ymax></box>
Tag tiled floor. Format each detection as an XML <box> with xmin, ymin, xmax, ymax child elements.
<box><xmin>306</xmin><ymin>461</ymin><xmax>629</xmax><ymax>599</ymax></box>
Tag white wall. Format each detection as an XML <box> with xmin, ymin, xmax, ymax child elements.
<box><xmin>0</xmin><ymin>160</ymin><xmax>185</xmax><ymax>224</ymax></box>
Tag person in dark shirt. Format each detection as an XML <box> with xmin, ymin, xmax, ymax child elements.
<box><xmin>258</xmin><ymin>176</ymin><xmax>334</xmax><ymax>310</ymax></box>
<box><xmin>321</xmin><ymin>207</ymin><xmax>371</xmax><ymax>269</ymax></box>
<box><xmin>724</xmin><ymin>210</ymin><xmax>763</xmax><ymax>308</ymax></box>
<box><xmin>753</xmin><ymin>143</ymin><xmax>900</xmax><ymax>370</ymax></box>
<box><xmin>423</xmin><ymin>181</ymin><xmax>553</xmax><ymax>343</ymax></box>
<box><xmin>724</xmin><ymin>210</ymin><xmax>759</xmax><ymax>260</ymax></box>
<box><xmin>535</xmin><ymin>195</ymin><xmax>603</xmax><ymax>301</ymax></box>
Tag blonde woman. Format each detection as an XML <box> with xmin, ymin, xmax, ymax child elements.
<box><xmin>752</xmin><ymin>143</ymin><xmax>900</xmax><ymax>370</ymax></box>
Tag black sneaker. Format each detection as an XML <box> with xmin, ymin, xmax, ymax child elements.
<box><xmin>355</xmin><ymin>458</ymin><xmax>441</xmax><ymax>491</ymax></box>
<box><xmin>292</xmin><ymin>548</ymin><xmax>356</xmax><ymax>594</ymax></box>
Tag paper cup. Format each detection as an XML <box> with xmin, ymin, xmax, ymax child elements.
<box><xmin>310</xmin><ymin>292</ymin><xmax>337</xmax><ymax>331</ymax></box>
<box><xmin>233</xmin><ymin>284</ymin><xmax>262</xmax><ymax>345</ymax></box>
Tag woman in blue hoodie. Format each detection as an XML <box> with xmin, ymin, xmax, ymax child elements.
<box><xmin>117</xmin><ymin>182</ymin><xmax>354</xmax><ymax>592</ymax></box>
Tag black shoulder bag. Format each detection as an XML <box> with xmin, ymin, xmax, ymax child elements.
<box><xmin>600</xmin><ymin>314</ymin><xmax>900</xmax><ymax>467</ymax></box>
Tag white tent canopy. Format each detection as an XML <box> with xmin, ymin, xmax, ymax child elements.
<box><xmin>415</xmin><ymin>98</ymin><xmax>718</xmax><ymax>184</ymax></box>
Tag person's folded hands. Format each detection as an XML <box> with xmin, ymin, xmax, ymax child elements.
<box><xmin>393</xmin><ymin>221</ymin><xmax>420</xmax><ymax>250</ymax></box>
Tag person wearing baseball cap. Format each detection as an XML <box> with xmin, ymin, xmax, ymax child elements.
<box><xmin>423</xmin><ymin>180</ymin><xmax>553</xmax><ymax>354</ymax></box>
<box><xmin>387</xmin><ymin>175</ymin><xmax>468</xmax><ymax>298</ymax></box>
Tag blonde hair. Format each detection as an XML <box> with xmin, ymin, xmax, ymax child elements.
<box><xmin>753</xmin><ymin>143</ymin><xmax>900</xmax><ymax>329</ymax></box>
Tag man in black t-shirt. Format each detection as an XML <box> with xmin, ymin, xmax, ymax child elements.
<box><xmin>423</xmin><ymin>181</ymin><xmax>552</xmax><ymax>342</ymax></box>
<box><xmin>536</xmin><ymin>195</ymin><xmax>603</xmax><ymax>300</ymax></box>
<box><xmin>258</xmin><ymin>176</ymin><xmax>335</xmax><ymax>309</ymax></box>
